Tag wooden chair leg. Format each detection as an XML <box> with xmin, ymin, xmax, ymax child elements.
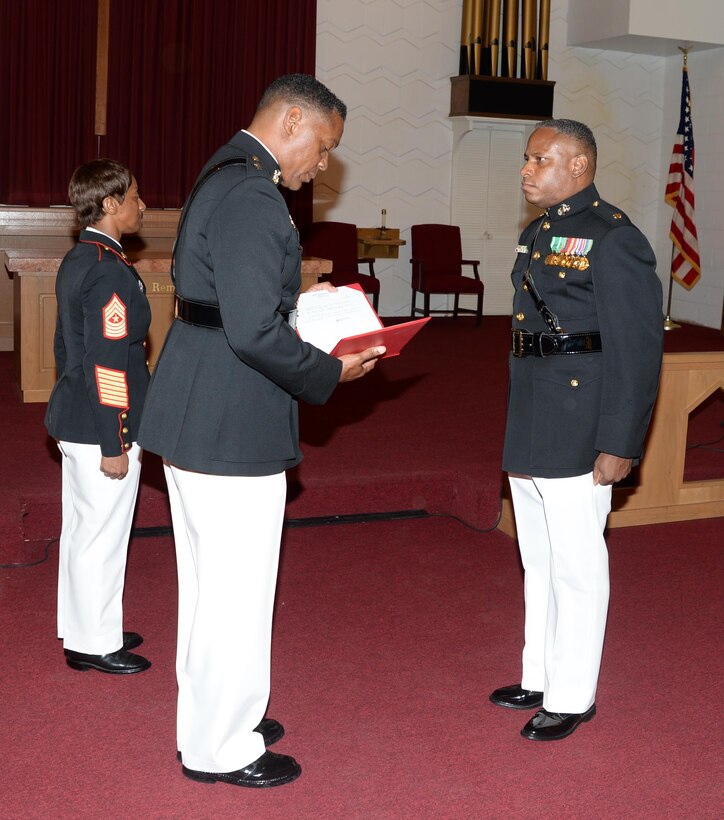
<box><xmin>410</xmin><ymin>290</ymin><xmax>417</xmax><ymax>318</ymax></box>
<box><xmin>423</xmin><ymin>293</ymin><xmax>430</xmax><ymax>317</ymax></box>
<box><xmin>453</xmin><ymin>294</ymin><xmax>460</xmax><ymax>318</ymax></box>
<box><xmin>476</xmin><ymin>293</ymin><xmax>483</xmax><ymax>326</ymax></box>
<box><xmin>372</xmin><ymin>291</ymin><xmax>379</xmax><ymax>312</ymax></box>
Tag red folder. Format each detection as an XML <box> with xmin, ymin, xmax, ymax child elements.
<box><xmin>297</xmin><ymin>283</ymin><xmax>429</xmax><ymax>359</ymax></box>
<box><xmin>330</xmin><ymin>316</ymin><xmax>430</xmax><ymax>358</ymax></box>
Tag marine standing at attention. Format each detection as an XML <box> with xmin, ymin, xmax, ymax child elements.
<box><xmin>46</xmin><ymin>159</ymin><xmax>151</xmax><ymax>675</ymax></box>
<box><xmin>489</xmin><ymin>119</ymin><xmax>663</xmax><ymax>740</ymax></box>
<box><xmin>138</xmin><ymin>74</ymin><xmax>384</xmax><ymax>788</ymax></box>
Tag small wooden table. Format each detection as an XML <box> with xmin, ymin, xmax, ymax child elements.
<box><xmin>357</xmin><ymin>228</ymin><xmax>406</xmax><ymax>259</ymax></box>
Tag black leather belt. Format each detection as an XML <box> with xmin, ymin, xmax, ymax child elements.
<box><xmin>175</xmin><ymin>296</ymin><xmax>224</xmax><ymax>329</ymax></box>
<box><xmin>512</xmin><ymin>330</ymin><xmax>602</xmax><ymax>357</ymax></box>
<box><xmin>175</xmin><ymin>295</ymin><xmax>292</xmax><ymax>329</ymax></box>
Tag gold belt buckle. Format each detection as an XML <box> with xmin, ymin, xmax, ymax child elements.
<box><xmin>512</xmin><ymin>330</ymin><xmax>524</xmax><ymax>357</ymax></box>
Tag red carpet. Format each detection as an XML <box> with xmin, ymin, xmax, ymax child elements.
<box><xmin>0</xmin><ymin>317</ymin><xmax>722</xmax><ymax>816</ymax></box>
<box><xmin>2</xmin><ymin>317</ymin><xmax>514</xmax><ymax>564</ymax></box>
<box><xmin>1</xmin><ymin>517</ymin><xmax>721</xmax><ymax>817</ymax></box>
<box><xmin>2</xmin><ymin>317</ymin><xmax>722</xmax><ymax>561</ymax></box>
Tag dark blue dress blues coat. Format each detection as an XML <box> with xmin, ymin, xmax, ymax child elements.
<box><xmin>502</xmin><ymin>184</ymin><xmax>664</xmax><ymax>478</ymax></box>
<box><xmin>138</xmin><ymin>131</ymin><xmax>342</xmax><ymax>476</ymax></box>
<box><xmin>45</xmin><ymin>230</ymin><xmax>151</xmax><ymax>457</ymax></box>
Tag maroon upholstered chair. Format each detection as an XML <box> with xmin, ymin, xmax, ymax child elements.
<box><xmin>303</xmin><ymin>221</ymin><xmax>380</xmax><ymax>311</ymax></box>
<box><xmin>409</xmin><ymin>224</ymin><xmax>483</xmax><ymax>325</ymax></box>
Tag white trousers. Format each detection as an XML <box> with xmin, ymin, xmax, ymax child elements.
<box><xmin>163</xmin><ymin>464</ymin><xmax>286</xmax><ymax>773</ymax></box>
<box><xmin>56</xmin><ymin>440</ymin><xmax>142</xmax><ymax>654</ymax></box>
<box><xmin>509</xmin><ymin>473</ymin><xmax>611</xmax><ymax>713</ymax></box>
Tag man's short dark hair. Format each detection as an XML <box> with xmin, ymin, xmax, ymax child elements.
<box><xmin>68</xmin><ymin>159</ymin><xmax>132</xmax><ymax>228</ymax></box>
<box><xmin>258</xmin><ymin>73</ymin><xmax>347</xmax><ymax>121</ymax></box>
<box><xmin>536</xmin><ymin>118</ymin><xmax>598</xmax><ymax>167</ymax></box>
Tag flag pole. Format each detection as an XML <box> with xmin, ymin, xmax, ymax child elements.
<box><xmin>663</xmin><ymin>244</ymin><xmax>681</xmax><ymax>330</ymax></box>
<box><xmin>664</xmin><ymin>45</ymin><xmax>693</xmax><ymax>331</ymax></box>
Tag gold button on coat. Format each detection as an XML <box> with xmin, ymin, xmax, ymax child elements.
<box><xmin>570</xmin><ymin>379</ymin><xmax>579</xmax><ymax>388</ymax></box>
<box><xmin>558</xmin><ymin>271</ymin><xmax>566</xmax><ymax>279</ymax></box>
<box><xmin>542</xmin><ymin>221</ymin><xmax>551</xmax><ymax>230</ymax></box>
<box><xmin>516</xmin><ymin>312</ymin><xmax>525</xmax><ymax>321</ymax></box>
<box><xmin>532</xmin><ymin>251</ymin><xmax>541</xmax><ymax>260</ymax></box>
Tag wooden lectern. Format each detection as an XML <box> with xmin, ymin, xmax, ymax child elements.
<box><xmin>5</xmin><ymin>251</ymin><xmax>331</xmax><ymax>403</ymax></box>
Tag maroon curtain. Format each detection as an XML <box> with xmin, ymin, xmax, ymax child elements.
<box><xmin>0</xmin><ymin>0</ymin><xmax>98</xmax><ymax>205</ymax></box>
<box><xmin>103</xmin><ymin>0</ymin><xmax>317</xmax><ymax>225</ymax></box>
<box><xmin>0</xmin><ymin>0</ymin><xmax>317</xmax><ymax>228</ymax></box>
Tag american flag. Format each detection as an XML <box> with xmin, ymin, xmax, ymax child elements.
<box><xmin>665</xmin><ymin>62</ymin><xmax>701</xmax><ymax>289</ymax></box>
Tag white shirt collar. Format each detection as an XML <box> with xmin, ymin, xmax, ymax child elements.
<box><xmin>86</xmin><ymin>226</ymin><xmax>120</xmax><ymax>247</ymax></box>
<box><xmin>241</xmin><ymin>129</ymin><xmax>280</xmax><ymax>167</ymax></box>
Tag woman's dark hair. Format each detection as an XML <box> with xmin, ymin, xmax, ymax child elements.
<box><xmin>68</xmin><ymin>159</ymin><xmax>132</xmax><ymax>228</ymax></box>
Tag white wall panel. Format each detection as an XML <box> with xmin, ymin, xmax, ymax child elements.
<box><xmin>316</xmin><ymin>0</ymin><xmax>723</xmax><ymax>327</ymax></box>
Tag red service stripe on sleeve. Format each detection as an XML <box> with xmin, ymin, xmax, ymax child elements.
<box><xmin>103</xmin><ymin>293</ymin><xmax>128</xmax><ymax>340</ymax></box>
<box><xmin>95</xmin><ymin>365</ymin><xmax>129</xmax><ymax>408</ymax></box>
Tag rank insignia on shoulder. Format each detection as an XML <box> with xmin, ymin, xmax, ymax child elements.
<box><xmin>102</xmin><ymin>293</ymin><xmax>128</xmax><ymax>339</ymax></box>
<box><xmin>515</xmin><ymin>245</ymin><xmax>529</xmax><ymax>254</ymax></box>
<box><xmin>251</xmin><ymin>155</ymin><xmax>264</xmax><ymax>171</ymax></box>
<box><xmin>557</xmin><ymin>203</ymin><xmax>570</xmax><ymax>216</ymax></box>
<box><xmin>273</xmin><ymin>169</ymin><xmax>282</xmax><ymax>185</ymax></box>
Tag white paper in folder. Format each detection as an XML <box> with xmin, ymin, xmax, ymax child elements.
<box><xmin>295</xmin><ymin>284</ymin><xmax>429</xmax><ymax>358</ymax></box>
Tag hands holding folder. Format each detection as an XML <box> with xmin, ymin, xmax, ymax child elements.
<box><xmin>296</xmin><ymin>283</ymin><xmax>430</xmax><ymax>381</ymax></box>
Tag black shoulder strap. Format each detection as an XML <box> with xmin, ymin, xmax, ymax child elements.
<box><xmin>171</xmin><ymin>156</ymin><xmax>247</xmax><ymax>283</ymax></box>
<box><xmin>523</xmin><ymin>215</ymin><xmax>563</xmax><ymax>333</ymax></box>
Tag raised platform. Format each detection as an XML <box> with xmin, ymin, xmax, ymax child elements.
<box><xmin>1</xmin><ymin>317</ymin><xmax>722</xmax><ymax>565</ymax></box>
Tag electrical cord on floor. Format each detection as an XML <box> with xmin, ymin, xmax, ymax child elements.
<box><xmin>0</xmin><ymin>536</ymin><xmax>58</xmax><ymax>569</ymax></box>
<box><xmin>686</xmin><ymin>433</ymin><xmax>724</xmax><ymax>451</ymax></box>
<box><xmin>428</xmin><ymin>496</ymin><xmax>503</xmax><ymax>534</ymax></box>
<box><xmin>0</xmin><ymin>498</ymin><xmax>505</xmax><ymax>569</ymax></box>
<box><xmin>685</xmin><ymin>418</ymin><xmax>724</xmax><ymax>451</ymax></box>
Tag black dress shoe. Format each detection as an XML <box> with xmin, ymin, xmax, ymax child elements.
<box><xmin>182</xmin><ymin>750</ymin><xmax>301</xmax><ymax>788</ymax></box>
<box><xmin>176</xmin><ymin>718</ymin><xmax>285</xmax><ymax>762</ymax></box>
<box><xmin>490</xmin><ymin>683</ymin><xmax>544</xmax><ymax>710</ymax></box>
<box><xmin>64</xmin><ymin>647</ymin><xmax>151</xmax><ymax>674</ymax></box>
<box><xmin>123</xmin><ymin>632</ymin><xmax>143</xmax><ymax>651</ymax></box>
<box><xmin>521</xmin><ymin>705</ymin><xmax>596</xmax><ymax>741</ymax></box>
<box><xmin>255</xmin><ymin>718</ymin><xmax>285</xmax><ymax>746</ymax></box>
